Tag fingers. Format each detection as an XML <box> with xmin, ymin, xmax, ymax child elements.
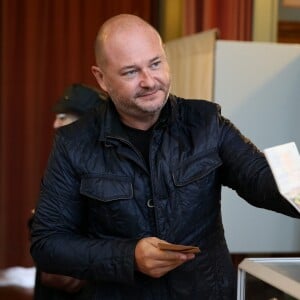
<box><xmin>40</xmin><ymin>272</ymin><xmax>86</xmax><ymax>293</ymax></box>
<box><xmin>134</xmin><ymin>237</ymin><xmax>196</xmax><ymax>278</ymax></box>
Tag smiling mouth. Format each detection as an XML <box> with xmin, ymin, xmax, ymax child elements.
<box><xmin>138</xmin><ymin>89</ymin><xmax>159</xmax><ymax>98</ymax></box>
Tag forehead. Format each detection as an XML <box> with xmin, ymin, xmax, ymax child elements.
<box><xmin>56</xmin><ymin>113</ymin><xmax>77</xmax><ymax>119</ymax></box>
<box><xmin>56</xmin><ymin>113</ymin><xmax>67</xmax><ymax>118</ymax></box>
<box><xmin>104</xmin><ymin>26</ymin><xmax>165</xmax><ymax>67</ymax></box>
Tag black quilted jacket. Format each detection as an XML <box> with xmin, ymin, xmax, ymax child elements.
<box><xmin>31</xmin><ymin>95</ymin><xmax>299</xmax><ymax>299</ymax></box>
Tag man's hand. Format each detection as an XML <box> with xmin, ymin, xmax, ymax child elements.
<box><xmin>40</xmin><ymin>272</ymin><xmax>86</xmax><ymax>293</ymax></box>
<box><xmin>135</xmin><ymin>237</ymin><xmax>196</xmax><ymax>278</ymax></box>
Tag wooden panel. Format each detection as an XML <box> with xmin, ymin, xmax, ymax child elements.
<box><xmin>282</xmin><ymin>0</ymin><xmax>300</xmax><ymax>8</ymax></box>
<box><xmin>278</xmin><ymin>21</ymin><xmax>300</xmax><ymax>43</ymax></box>
<box><xmin>0</xmin><ymin>286</ymin><xmax>33</xmax><ymax>300</ymax></box>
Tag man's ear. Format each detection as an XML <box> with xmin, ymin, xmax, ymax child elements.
<box><xmin>91</xmin><ymin>66</ymin><xmax>108</xmax><ymax>93</ymax></box>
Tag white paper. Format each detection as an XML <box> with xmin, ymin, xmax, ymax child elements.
<box><xmin>264</xmin><ymin>142</ymin><xmax>300</xmax><ymax>213</ymax></box>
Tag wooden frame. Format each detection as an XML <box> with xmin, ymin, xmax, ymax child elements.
<box><xmin>278</xmin><ymin>20</ymin><xmax>300</xmax><ymax>43</ymax></box>
<box><xmin>282</xmin><ymin>0</ymin><xmax>300</xmax><ymax>8</ymax></box>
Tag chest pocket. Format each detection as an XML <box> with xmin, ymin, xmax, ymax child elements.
<box><xmin>80</xmin><ymin>174</ymin><xmax>135</xmax><ymax>237</ymax></box>
<box><xmin>80</xmin><ymin>174</ymin><xmax>133</xmax><ymax>201</ymax></box>
<box><xmin>172</xmin><ymin>150</ymin><xmax>222</xmax><ymax>187</ymax></box>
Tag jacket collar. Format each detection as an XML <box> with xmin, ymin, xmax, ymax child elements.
<box><xmin>97</xmin><ymin>95</ymin><xmax>178</xmax><ymax>141</ymax></box>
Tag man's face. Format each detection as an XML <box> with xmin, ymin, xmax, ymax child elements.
<box><xmin>53</xmin><ymin>113</ymin><xmax>79</xmax><ymax>129</ymax></box>
<box><xmin>93</xmin><ymin>27</ymin><xmax>171</xmax><ymax>123</ymax></box>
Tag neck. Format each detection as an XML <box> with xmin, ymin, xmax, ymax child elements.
<box><xmin>119</xmin><ymin>113</ymin><xmax>159</xmax><ymax>130</ymax></box>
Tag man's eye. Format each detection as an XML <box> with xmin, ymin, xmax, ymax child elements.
<box><xmin>123</xmin><ymin>70</ymin><xmax>137</xmax><ymax>77</ymax></box>
<box><xmin>151</xmin><ymin>61</ymin><xmax>161</xmax><ymax>69</ymax></box>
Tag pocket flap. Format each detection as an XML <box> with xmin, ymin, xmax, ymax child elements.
<box><xmin>80</xmin><ymin>174</ymin><xmax>133</xmax><ymax>202</ymax></box>
<box><xmin>173</xmin><ymin>151</ymin><xmax>222</xmax><ymax>186</ymax></box>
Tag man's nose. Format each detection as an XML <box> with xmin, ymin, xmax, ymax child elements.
<box><xmin>53</xmin><ymin>119</ymin><xmax>62</xmax><ymax>129</ymax></box>
<box><xmin>140</xmin><ymin>70</ymin><xmax>155</xmax><ymax>88</ymax></box>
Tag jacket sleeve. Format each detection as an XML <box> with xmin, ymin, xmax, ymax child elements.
<box><xmin>30</xmin><ymin>133</ymin><xmax>137</xmax><ymax>284</ymax></box>
<box><xmin>218</xmin><ymin>114</ymin><xmax>300</xmax><ymax>218</ymax></box>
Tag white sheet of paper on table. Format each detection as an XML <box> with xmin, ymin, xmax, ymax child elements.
<box><xmin>264</xmin><ymin>142</ymin><xmax>300</xmax><ymax>213</ymax></box>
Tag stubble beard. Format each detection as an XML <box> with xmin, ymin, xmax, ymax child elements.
<box><xmin>111</xmin><ymin>84</ymin><xmax>170</xmax><ymax>118</ymax></box>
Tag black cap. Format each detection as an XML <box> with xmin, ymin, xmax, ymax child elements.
<box><xmin>53</xmin><ymin>84</ymin><xmax>101</xmax><ymax>115</ymax></box>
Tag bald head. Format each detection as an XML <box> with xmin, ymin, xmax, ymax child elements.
<box><xmin>91</xmin><ymin>14</ymin><xmax>171</xmax><ymax>130</ymax></box>
<box><xmin>94</xmin><ymin>14</ymin><xmax>164</xmax><ymax>68</ymax></box>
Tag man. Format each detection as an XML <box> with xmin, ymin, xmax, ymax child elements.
<box><xmin>33</xmin><ymin>83</ymin><xmax>104</xmax><ymax>299</ymax></box>
<box><xmin>31</xmin><ymin>14</ymin><xmax>300</xmax><ymax>299</ymax></box>
<box><xmin>52</xmin><ymin>83</ymin><xmax>104</xmax><ymax>129</ymax></box>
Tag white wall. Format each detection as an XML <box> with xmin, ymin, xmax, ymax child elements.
<box><xmin>214</xmin><ymin>40</ymin><xmax>300</xmax><ymax>253</ymax></box>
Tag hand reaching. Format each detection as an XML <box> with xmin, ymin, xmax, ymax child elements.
<box><xmin>135</xmin><ymin>237</ymin><xmax>196</xmax><ymax>278</ymax></box>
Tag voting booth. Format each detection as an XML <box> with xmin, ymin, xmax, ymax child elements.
<box><xmin>215</xmin><ymin>40</ymin><xmax>300</xmax><ymax>253</ymax></box>
<box><xmin>166</xmin><ymin>35</ymin><xmax>300</xmax><ymax>253</ymax></box>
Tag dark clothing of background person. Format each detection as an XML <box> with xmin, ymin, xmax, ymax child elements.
<box><xmin>34</xmin><ymin>271</ymin><xmax>85</xmax><ymax>300</ymax></box>
<box><xmin>30</xmin><ymin>96</ymin><xmax>300</xmax><ymax>299</ymax></box>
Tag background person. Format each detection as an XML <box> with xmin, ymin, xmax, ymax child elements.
<box><xmin>31</xmin><ymin>14</ymin><xmax>300</xmax><ymax>299</ymax></box>
<box><xmin>52</xmin><ymin>83</ymin><xmax>105</xmax><ymax>129</ymax></box>
<box><xmin>32</xmin><ymin>83</ymin><xmax>105</xmax><ymax>300</ymax></box>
